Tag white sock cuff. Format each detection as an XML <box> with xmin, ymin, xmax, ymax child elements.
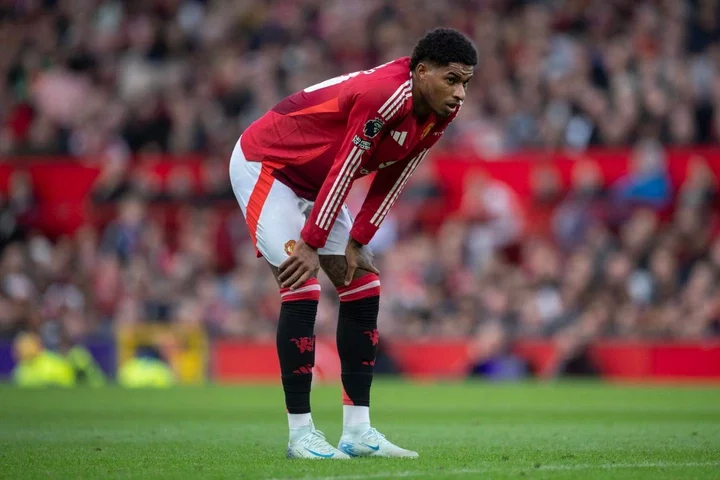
<box><xmin>288</xmin><ymin>412</ymin><xmax>312</xmax><ymax>430</ymax></box>
<box><xmin>343</xmin><ymin>405</ymin><xmax>370</xmax><ymax>427</ymax></box>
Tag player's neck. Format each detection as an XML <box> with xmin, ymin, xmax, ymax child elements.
<box><xmin>410</xmin><ymin>78</ymin><xmax>432</xmax><ymax>119</ymax></box>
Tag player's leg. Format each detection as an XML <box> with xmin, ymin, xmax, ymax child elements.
<box><xmin>229</xmin><ymin>140</ymin><xmax>348</xmax><ymax>459</ymax></box>
<box><xmin>318</xmin><ymin>207</ymin><xmax>419</xmax><ymax>458</ymax></box>
<box><xmin>319</xmin><ymin>254</ymin><xmax>379</xmax><ymax>417</ymax></box>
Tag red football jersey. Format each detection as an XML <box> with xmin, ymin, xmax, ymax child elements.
<box><xmin>240</xmin><ymin>57</ymin><xmax>459</xmax><ymax>248</ymax></box>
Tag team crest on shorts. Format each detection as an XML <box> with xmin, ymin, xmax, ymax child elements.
<box><xmin>421</xmin><ymin>122</ymin><xmax>436</xmax><ymax>139</ymax></box>
<box><xmin>363</xmin><ymin>118</ymin><xmax>384</xmax><ymax>138</ymax></box>
<box><xmin>284</xmin><ymin>240</ymin><xmax>296</xmax><ymax>256</ymax></box>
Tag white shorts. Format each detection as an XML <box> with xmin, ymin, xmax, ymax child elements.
<box><xmin>229</xmin><ymin>138</ymin><xmax>353</xmax><ymax>267</ymax></box>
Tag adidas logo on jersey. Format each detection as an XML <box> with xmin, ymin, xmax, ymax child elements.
<box><xmin>390</xmin><ymin>130</ymin><xmax>407</xmax><ymax>146</ymax></box>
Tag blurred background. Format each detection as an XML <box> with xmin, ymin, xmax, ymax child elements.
<box><xmin>0</xmin><ymin>0</ymin><xmax>719</xmax><ymax>387</ymax></box>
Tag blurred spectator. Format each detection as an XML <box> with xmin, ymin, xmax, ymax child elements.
<box><xmin>11</xmin><ymin>332</ymin><xmax>71</xmax><ymax>387</ymax></box>
<box><xmin>460</xmin><ymin>171</ymin><xmax>524</xmax><ymax>270</ymax></box>
<box><xmin>100</xmin><ymin>195</ymin><xmax>147</xmax><ymax>263</ymax></box>
<box><xmin>117</xmin><ymin>346</ymin><xmax>176</xmax><ymax>389</ymax></box>
<box><xmin>679</xmin><ymin>156</ymin><xmax>718</xmax><ymax>212</ymax></box>
<box><xmin>526</xmin><ymin>163</ymin><xmax>563</xmax><ymax>238</ymax></box>
<box><xmin>1</xmin><ymin>171</ymin><xmax>39</xmax><ymax>244</ymax></box>
<box><xmin>553</xmin><ymin>158</ymin><xmax>607</xmax><ymax>249</ymax></box>
<box><xmin>0</xmin><ymin>191</ymin><xmax>20</xmax><ymax>251</ymax></box>
<box><xmin>10</xmin><ymin>332</ymin><xmax>102</xmax><ymax>388</ymax></box>
<box><xmin>612</xmin><ymin>139</ymin><xmax>671</xmax><ymax>209</ymax></box>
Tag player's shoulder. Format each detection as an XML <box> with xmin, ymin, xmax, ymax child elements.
<box><xmin>347</xmin><ymin>57</ymin><xmax>412</xmax><ymax>101</ymax></box>
<box><xmin>344</xmin><ymin>57</ymin><xmax>413</xmax><ymax>121</ymax></box>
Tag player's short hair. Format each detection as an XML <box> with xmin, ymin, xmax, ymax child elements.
<box><xmin>410</xmin><ymin>28</ymin><xmax>477</xmax><ymax>71</ymax></box>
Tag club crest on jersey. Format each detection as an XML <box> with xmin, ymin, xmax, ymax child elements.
<box><xmin>421</xmin><ymin>122</ymin><xmax>436</xmax><ymax>139</ymax></box>
<box><xmin>352</xmin><ymin>135</ymin><xmax>372</xmax><ymax>151</ymax></box>
<box><xmin>284</xmin><ymin>240</ymin><xmax>296</xmax><ymax>256</ymax></box>
<box><xmin>363</xmin><ymin>118</ymin><xmax>384</xmax><ymax>138</ymax></box>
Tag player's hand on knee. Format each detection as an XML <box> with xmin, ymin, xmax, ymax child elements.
<box><xmin>344</xmin><ymin>237</ymin><xmax>380</xmax><ymax>286</ymax></box>
<box><xmin>278</xmin><ymin>239</ymin><xmax>319</xmax><ymax>290</ymax></box>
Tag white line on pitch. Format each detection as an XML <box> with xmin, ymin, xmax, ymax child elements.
<box><xmin>267</xmin><ymin>461</ymin><xmax>719</xmax><ymax>480</ymax></box>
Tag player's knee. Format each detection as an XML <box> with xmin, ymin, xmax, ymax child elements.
<box><xmin>337</xmin><ymin>273</ymin><xmax>381</xmax><ymax>302</ymax></box>
<box><xmin>280</xmin><ymin>278</ymin><xmax>321</xmax><ymax>303</ymax></box>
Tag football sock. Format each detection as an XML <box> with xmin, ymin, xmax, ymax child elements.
<box><xmin>287</xmin><ymin>412</ymin><xmax>313</xmax><ymax>432</ymax></box>
<box><xmin>336</xmin><ymin>274</ymin><xmax>381</xmax><ymax>410</ymax></box>
<box><xmin>277</xmin><ymin>278</ymin><xmax>321</xmax><ymax>416</ymax></box>
<box><xmin>343</xmin><ymin>405</ymin><xmax>370</xmax><ymax>427</ymax></box>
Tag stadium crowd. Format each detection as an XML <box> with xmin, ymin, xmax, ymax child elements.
<box><xmin>1</xmin><ymin>143</ymin><xmax>719</xmax><ymax>351</ymax></box>
<box><xmin>1</xmin><ymin>0</ymin><xmax>720</xmax><ymax>159</ymax></box>
<box><xmin>0</xmin><ymin>0</ymin><xmax>720</xmax><ymax>373</ymax></box>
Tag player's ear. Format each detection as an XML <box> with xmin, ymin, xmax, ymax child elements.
<box><xmin>415</xmin><ymin>62</ymin><xmax>429</xmax><ymax>83</ymax></box>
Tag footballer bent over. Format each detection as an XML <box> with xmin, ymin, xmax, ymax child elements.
<box><xmin>230</xmin><ymin>28</ymin><xmax>477</xmax><ymax>459</ymax></box>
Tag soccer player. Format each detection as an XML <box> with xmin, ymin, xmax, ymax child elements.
<box><xmin>230</xmin><ymin>28</ymin><xmax>477</xmax><ymax>459</ymax></box>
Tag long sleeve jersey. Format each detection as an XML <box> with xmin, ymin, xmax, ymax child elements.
<box><xmin>240</xmin><ymin>57</ymin><xmax>458</xmax><ymax>248</ymax></box>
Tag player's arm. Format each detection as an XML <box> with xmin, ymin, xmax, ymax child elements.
<box><xmin>348</xmin><ymin>110</ymin><xmax>457</xmax><ymax>248</ymax></box>
<box><xmin>278</xmin><ymin>81</ymin><xmax>409</xmax><ymax>289</ymax></box>
<box><xmin>348</xmin><ymin>148</ymin><xmax>430</xmax><ymax>247</ymax></box>
<box><xmin>301</xmin><ymin>87</ymin><xmax>408</xmax><ymax>248</ymax></box>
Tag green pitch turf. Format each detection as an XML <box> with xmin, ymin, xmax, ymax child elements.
<box><xmin>0</xmin><ymin>381</ymin><xmax>719</xmax><ymax>479</ymax></box>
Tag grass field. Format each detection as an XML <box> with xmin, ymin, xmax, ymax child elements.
<box><xmin>0</xmin><ymin>381</ymin><xmax>719</xmax><ymax>479</ymax></box>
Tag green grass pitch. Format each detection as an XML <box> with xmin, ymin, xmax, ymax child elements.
<box><xmin>1</xmin><ymin>380</ymin><xmax>719</xmax><ymax>479</ymax></box>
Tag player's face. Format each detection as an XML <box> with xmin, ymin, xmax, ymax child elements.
<box><xmin>418</xmin><ymin>62</ymin><xmax>474</xmax><ymax>117</ymax></box>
